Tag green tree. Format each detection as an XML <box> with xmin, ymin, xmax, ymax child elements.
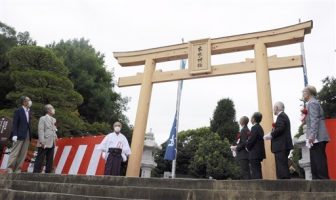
<box><xmin>16</xmin><ymin>31</ymin><xmax>36</xmax><ymax>46</ymax></box>
<box><xmin>189</xmin><ymin>132</ymin><xmax>240</xmax><ymax>179</ymax></box>
<box><xmin>176</xmin><ymin>127</ymin><xmax>209</xmax><ymax>175</ymax></box>
<box><xmin>0</xmin><ymin>21</ymin><xmax>17</xmax><ymax>109</ymax></box>
<box><xmin>152</xmin><ymin>141</ymin><xmax>171</xmax><ymax>177</ymax></box>
<box><xmin>210</xmin><ymin>98</ymin><xmax>239</xmax><ymax>142</ymax></box>
<box><xmin>318</xmin><ymin>76</ymin><xmax>336</xmax><ymax>119</ymax></box>
<box><xmin>6</xmin><ymin>45</ymin><xmax>84</xmax><ymax>137</ymax></box>
<box><xmin>47</xmin><ymin>39</ymin><xmax>130</xmax><ymax>135</ymax></box>
<box><xmin>0</xmin><ymin>21</ymin><xmax>37</xmax><ymax>110</ymax></box>
<box><xmin>153</xmin><ymin>127</ymin><xmax>240</xmax><ymax>179</ymax></box>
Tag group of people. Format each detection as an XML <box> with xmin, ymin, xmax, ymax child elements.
<box><xmin>231</xmin><ymin>85</ymin><xmax>330</xmax><ymax>180</ymax></box>
<box><xmin>6</xmin><ymin>96</ymin><xmax>131</xmax><ymax>176</ymax></box>
<box><xmin>6</xmin><ymin>96</ymin><xmax>58</xmax><ymax>174</ymax></box>
<box><xmin>6</xmin><ymin>85</ymin><xmax>330</xmax><ymax>179</ymax></box>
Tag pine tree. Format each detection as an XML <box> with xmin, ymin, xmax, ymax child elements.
<box><xmin>6</xmin><ymin>46</ymin><xmax>84</xmax><ymax>137</ymax></box>
<box><xmin>210</xmin><ymin>98</ymin><xmax>239</xmax><ymax>142</ymax></box>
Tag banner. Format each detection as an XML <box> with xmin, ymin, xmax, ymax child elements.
<box><xmin>164</xmin><ymin>113</ymin><xmax>177</xmax><ymax>160</ymax></box>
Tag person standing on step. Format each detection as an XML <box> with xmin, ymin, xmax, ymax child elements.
<box><xmin>264</xmin><ymin>101</ymin><xmax>293</xmax><ymax>179</ymax></box>
<box><xmin>302</xmin><ymin>85</ymin><xmax>330</xmax><ymax>179</ymax></box>
<box><xmin>246</xmin><ymin>112</ymin><xmax>266</xmax><ymax>179</ymax></box>
<box><xmin>98</xmin><ymin>121</ymin><xmax>131</xmax><ymax>176</ymax></box>
<box><xmin>231</xmin><ymin>116</ymin><xmax>251</xmax><ymax>179</ymax></box>
<box><xmin>7</xmin><ymin>96</ymin><xmax>32</xmax><ymax>173</ymax></box>
<box><xmin>33</xmin><ymin>104</ymin><xmax>58</xmax><ymax>173</ymax></box>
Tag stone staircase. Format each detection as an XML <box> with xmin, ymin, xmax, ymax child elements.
<box><xmin>0</xmin><ymin>173</ymin><xmax>335</xmax><ymax>200</ymax></box>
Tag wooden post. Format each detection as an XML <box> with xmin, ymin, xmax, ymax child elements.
<box><xmin>126</xmin><ymin>59</ymin><xmax>156</xmax><ymax>177</ymax></box>
<box><xmin>254</xmin><ymin>42</ymin><xmax>276</xmax><ymax>179</ymax></box>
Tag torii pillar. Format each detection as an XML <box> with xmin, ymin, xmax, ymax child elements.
<box><xmin>255</xmin><ymin>42</ymin><xmax>276</xmax><ymax>178</ymax></box>
<box><xmin>114</xmin><ymin>21</ymin><xmax>313</xmax><ymax>179</ymax></box>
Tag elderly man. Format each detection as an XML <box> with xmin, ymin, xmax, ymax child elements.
<box><xmin>265</xmin><ymin>101</ymin><xmax>293</xmax><ymax>179</ymax></box>
<box><xmin>303</xmin><ymin>85</ymin><xmax>330</xmax><ymax>179</ymax></box>
<box><xmin>33</xmin><ymin>104</ymin><xmax>58</xmax><ymax>173</ymax></box>
<box><xmin>7</xmin><ymin>96</ymin><xmax>32</xmax><ymax>173</ymax></box>
<box><xmin>98</xmin><ymin>121</ymin><xmax>131</xmax><ymax>176</ymax></box>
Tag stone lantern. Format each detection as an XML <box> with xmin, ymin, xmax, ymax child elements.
<box><xmin>293</xmin><ymin>125</ymin><xmax>312</xmax><ymax>180</ymax></box>
<box><xmin>141</xmin><ymin>129</ymin><xmax>161</xmax><ymax>178</ymax></box>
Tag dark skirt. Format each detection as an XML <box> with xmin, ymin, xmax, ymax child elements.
<box><xmin>104</xmin><ymin>148</ymin><xmax>122</xmax><ymax>176</ymax></box>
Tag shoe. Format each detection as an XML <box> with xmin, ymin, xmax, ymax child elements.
<box><xmin>6</xmin><ymin>168</ymin><xmax>13</xmax><ymax>173</ymax></box>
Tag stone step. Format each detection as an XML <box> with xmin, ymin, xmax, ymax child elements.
<box><xmin>1</xmin><ymin>173</ymin><xmax>335</xmax><ymax>192</ymax></box>
<box><xmin>0</xmin><ymin>179</ymin><xmax>335</xmax><ymax>200</ymax></box>
<box><xmin>0</xmin><ymin>188</ymin><xmax>142</xmax><ymax>200</ymax></box>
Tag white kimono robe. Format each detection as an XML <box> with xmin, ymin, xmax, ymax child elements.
<box><xmin>97</xmin><ymin>132</ymin><xmax>131</xmax><ymax>162</ymax></box>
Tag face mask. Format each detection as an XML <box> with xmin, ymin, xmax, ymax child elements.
<box><xmin>51</xmin><ymin>108</ymin><xmax>55</xmax><ymax>115</ymax></box>
<box><xmin>114</xmin><ymin>126</ymin><xmax>121</xmax><ymax>133</ymax></box>
<box><xmin>27</xmin><ymin>100</ymin><xmax>32</xmax><ymax>108</ymax></box>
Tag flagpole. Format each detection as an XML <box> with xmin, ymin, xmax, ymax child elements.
<box><xmin>171</xmin><ymin>39</ymin><xmax>185</xmax><ymax>178</ymax></box>
<box><xmin>299</xmin><ymin>19</ymin><xmax>308</xmax><ymax>86</ymax></box>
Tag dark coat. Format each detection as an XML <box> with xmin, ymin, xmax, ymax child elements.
<box><xmin>12</xmin><ymin>107</ymin><xmax>31</xmax><ymax>140</ymax></box>
<box><xmin>246</xmin><ymin>123</ymin><xmax>266</xmax><ymax>160</ymax></box>
<box><xmin>271</xmin><ymin>112</ymin><xmax>294</xmax><ymax>153</ymax></box>
<box><xmin>236</xmin><ymin>126</ymin><xmax>250</xmax><ymax>160</ymax></box>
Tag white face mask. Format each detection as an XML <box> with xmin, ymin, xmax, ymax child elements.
<box><xmin>50</xmin><ymin>108</ymin><xmax>55</xmax><ymax>115</ymax></box>
<box><xmin>114</xmin><ymin>126</ymin><xmax>121</xmax><ymax>133</ymax></box>
<box><xmin>27</xmin><ymin>100</ymin><xmax>32</xmax><ymax>108</ymax></box>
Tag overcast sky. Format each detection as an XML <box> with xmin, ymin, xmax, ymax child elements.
<box><xmin>1</xmin><ymin>0</ymin><xmax>335</xmax><ymax>145</ymax></box>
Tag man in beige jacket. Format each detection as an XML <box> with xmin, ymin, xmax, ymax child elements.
<box><xmin>33</xmin><ymin>104</ymin><xmax>58</xmax><ymax>173</ymax></box>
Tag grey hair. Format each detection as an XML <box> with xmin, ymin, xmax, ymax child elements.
<box><xmin>303</xmin><ymin>85</ymin><xmax>317</xmax><ymax>96</ymax></box>
<box><xmin>274</xmin><ymin>101</ymin><xmax>285</xmax><ymax>112</ymax></box>
<box><xmin>20</xmin><ymin>96</ymin><xmax>27</xmax><ymax>105</ymax></box>
<box><xmin>44</xmin><ymin>104</ymin><xmax>53</xmax><ymax>113</ymax></box>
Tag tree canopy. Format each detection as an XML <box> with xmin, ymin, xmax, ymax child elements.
<box><xmin>318</xmin><ymin>76</ymin><xmax>336</xmax><ymax>119</ymax></box>
<box><xmin>153</xmin><ymin>98</ymin><xmax>241</xmax><ymax>179</ymax></box>
<box><xmin>0</xmin><ymin>21</ymin><xmax>132</xmax><ymax>138</ymax></box>
<box><xmin>48</xmin><ymin>39</ymin><xmax>128</xmax><ymax>126</ymax></box>
<box><xmin>6</xmin><ymin>45</ymin><xmax>84</xmax><ymax>137</ymax></box>
<box><xmin>210</xmin><ymin>98</ymin><xmax>239</xmax><ymax>142</ymax></box>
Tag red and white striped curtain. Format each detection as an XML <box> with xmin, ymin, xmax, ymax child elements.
<box><xmin>0</xmin><ymin>136</ymin><xmax>106</xmax><ymax>175</ymax></box>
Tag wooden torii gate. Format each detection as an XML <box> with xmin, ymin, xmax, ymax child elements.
<box><xmin>114</xmin><ymin>21</ymin><xmax>313</xmax><ymax>179</ymax></box>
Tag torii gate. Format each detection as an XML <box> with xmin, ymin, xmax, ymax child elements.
<box><xmin>114</xmin><ymin>21</ymin><xmax>313</xmax><ymax>179</ymax></box>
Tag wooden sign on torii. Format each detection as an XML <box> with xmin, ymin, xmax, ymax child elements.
<box><xmin>114</xmin><ymin>21</ymin><xmax>313</xmax><ymax>179</ymax></box>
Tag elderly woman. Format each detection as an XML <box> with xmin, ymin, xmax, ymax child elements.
<box><xmin>303</xmin><ymin>85</ymin><xmax>330</xmax><ymax>179</ymax></box>
<box><xmin>233</xmin><ymin>116</ymin><xmax>251</xmax><ymax>179</ymax></box>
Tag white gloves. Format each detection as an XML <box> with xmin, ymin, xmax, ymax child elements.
<box><xmin>122</xmin><ymin>153</ymin><xmax>127</xmax><ymax>162</ymax></box>
<box><xmin>230</xmin><ymin>145</ymin><xmax>237</xmax><ymax>151</ymax></box>
<box><xmin>230</xmin><ymin>145</ymin><xmax>237</xmax><ymax>157</ymax></box>
<box><xmin>12</xmin><ymin>136</ymin><xmax>17</xmax><ymax>142</ymax></box>
<box><xmin>263</xmin><ymin>133</ymin><xmax>272</xmax><ymax>140</ymax></box>
<box><xmin>102</xmin><ymin>152</ymin><xmax>107</xmax><ymax>160</ymax></box>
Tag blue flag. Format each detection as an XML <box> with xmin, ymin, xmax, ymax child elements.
<box><xmin>164</xmin><ymin>112</ymin><xmax>177</xmax><ymax>160</ymax></box>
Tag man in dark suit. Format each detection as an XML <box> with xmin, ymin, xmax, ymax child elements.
<box><xmin>235</xmin><ymin>116</ymin><xmax>251</xmax><ymax>179</ymax></box>
<box><xmin>7</xmin><ymin>96</ymin><xmax>32</xmax><ymax>173</ymax></box>
<box><xmin>246</xmin><ymin>112</ymin><xmax>266</xmax><ymax>179</ymax></box>
<box><xmin>266</xmin><ymin>101</ymin><xmax>293</xmax><ymax>179</ymax></box>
